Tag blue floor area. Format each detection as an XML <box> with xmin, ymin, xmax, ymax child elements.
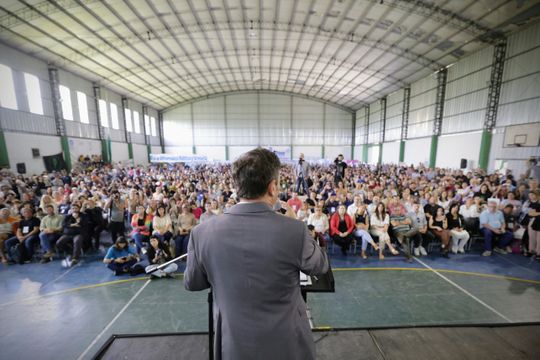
<box><xmin>1</xmin><ymin>247</ymin><xmax>540</xmax><ymax>360</ymax></box>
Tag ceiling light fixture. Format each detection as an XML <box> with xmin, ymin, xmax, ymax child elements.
<box><xmin>249</xmin><ymin>20</ymin><xmax>257</xmax><ymax>38</ymax></box>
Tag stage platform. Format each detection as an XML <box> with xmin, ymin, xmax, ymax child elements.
<box><xmin>94</xmin><ymin>324</ymin><xmax>540</xmax><ymax>360</ymax></box>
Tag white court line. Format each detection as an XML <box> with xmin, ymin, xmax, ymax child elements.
<box><xmin>76</xmin><ymin>279</ymin><xmax>151</xmax><ymax>360</ymax></box>
<box><xmin>413</xmin><ymin>257</ymin><xmax>512</xmax><ymax>323</ymax></box>
<box><xmin>41</xmin><ymin>260</ymin><xmax>82</xmax><ymax>289</ymax></box>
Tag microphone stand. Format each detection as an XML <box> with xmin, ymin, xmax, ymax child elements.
<box><xmin>144</xmin><ymin>254</ymin><xmax>214</xmax><ymax>360</ymax></box>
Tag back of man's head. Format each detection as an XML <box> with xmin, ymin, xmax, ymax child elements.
<box><xmin>233</xmin><ymin>148</ymin><xmax>281</xmax><ymax>200</ymax></box>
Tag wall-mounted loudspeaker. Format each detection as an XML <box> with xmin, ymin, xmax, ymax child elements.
<box><xmin>460</xmin><ymin>158</ymin><xmax>467</xmax><ymax>169</ymax></box>
<box><xmin>32</xmin><ymin>148</ymin><xmax>40</xmax><ymax>157</ymax></box>
<box><xmin>16</xmin><ymin>163</ymin><xmax>26</xmax><ymax>174</ymax></box>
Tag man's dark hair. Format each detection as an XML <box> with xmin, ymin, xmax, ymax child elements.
<box><xmin>233</xmin><ymin>148</ymin><xmax>281</xmax><ymax>199</ymax></box>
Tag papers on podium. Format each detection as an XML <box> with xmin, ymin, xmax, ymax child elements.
<box><xmin>300</xmin><ymin>271</ymin><xmax>312</xmax><ymax>286</ymax></box>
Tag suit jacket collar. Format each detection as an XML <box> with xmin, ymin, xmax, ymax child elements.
<box><xmin>225</xmin><ymin>202</ymin><xmax>273</xmax><ymax>214</ymax></box>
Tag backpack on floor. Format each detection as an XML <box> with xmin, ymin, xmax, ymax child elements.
<box><xmin>10</xmin><ymin>243</ymin><xmax>28</xmax><ymax>264</ymax></box>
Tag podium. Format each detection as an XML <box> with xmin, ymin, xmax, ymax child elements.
<box><xmin>301</xmin><ymin>264</ymin><xmax>335</xmax><ymax>302</ymax></box>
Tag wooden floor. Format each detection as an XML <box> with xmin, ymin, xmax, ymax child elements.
<box><xmin>97</xmin><ymin>325</ymin><xmax>540</xmax><ymax>360</ymax></box>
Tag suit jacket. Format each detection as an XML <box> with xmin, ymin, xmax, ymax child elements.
<box><xmin>184</xmin><ymin>201</ymin><xmax>328</xmax><ymax>360</ymax></box>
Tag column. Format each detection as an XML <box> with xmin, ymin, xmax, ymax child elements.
<box><xmin>479</xmin><ymin>38</ymin><xmax>507</xmax><ymax>171</ymax></box>
<box><xmin>48</xmin><ymin>67</ymin><xmax>71</xmax><ymax>171</ymax></box>
<box><xmin>399</xmin><ymin>87</ymin><xmax>410</xmax><ymax>163</ymax></box>
<box><xmin>429</xmin><ymin>68</ymin><xmax>447</xmax><ymax>168</ymax></box>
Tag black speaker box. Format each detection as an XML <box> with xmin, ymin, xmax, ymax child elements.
<box><xmin>460</xmin><ymin>158</ymin><xmax>467</xmax><ymax>169</ymax></box>
<box><xmin>16</xmin><ymin>162</ymin><xmax>26</xmax><ymax>174</ymax></box>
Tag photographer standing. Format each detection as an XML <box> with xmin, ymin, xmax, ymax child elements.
<box><xmin>334</xmin><ymin>154</ymin><xmax>347</xmax><ymax>183</ymax></box>
<box><xmin>105</xmin><ymin>191</ymin><xmax>126</xmax><ymax>242</ymax></box>
<box><xmin>294</xmin><ymin>153</ymin><xmax>309</xmax><ymax>195</ymax></box>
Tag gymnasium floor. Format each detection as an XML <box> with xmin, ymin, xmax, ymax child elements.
<box><xmin>1</xmin><ymin>243</ymin><xmax>540</xmax><ymax>360</ymax></box>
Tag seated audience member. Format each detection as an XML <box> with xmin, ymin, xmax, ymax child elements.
<box><xmin>144</xmin><ymin>236</ymin><xmax>177</xmax><ymax>279</ymax></box>
<box><xmin>56</xmin><ymin>205</ymin><xmax>88</xmax><ymax>266</ymax></box>
<box><xmin>501</xmin><ymin>192</ymin><xmax>522</xmax><ymax>218</ymax></box>
<box><xmin>370</xmin><ymin>202</ymin><xmax>398</xmax><ymax>259</ymax></box>
<box><xmin>347</xmin><ymin>195</ymin><xmax>364</xmax><ymax>218</ymax></box>
<box><xmin>446</xmin><ymin>203</ymin><xmax>470</xmax><ymax>254</ymax></box>
<box><xmin>296</xmin><ymin>201</ymin><xmax>310</xmax><ymax>223</ymax></box>
<box><xmin>424</xmin><ymin>196</ymin><xmax>442</xmax><ymax>220</ymax></box>
<box><xmin>459</xmin><ymin>197</ymin><xmax>481</xmax><ymax>234</ymax></box>
<box><xmin>131</xmin><ymin>205</ymin><xmax>153</xmax><ymax>253</ymax></box>
<box><xmin>82</xmin><ymin>199</ymin><xmax>105</xmax><ymax>250</ymax></box>
<box><xmin>409</xmin><ymin>203</ymin><xmax>432</xmax><ymax>256</ymax></box>
<box><xmin>307</xmin><ymin>206</ymin><xmax>329</xmax><ymax>247</ymax></box>
<box><xmin>152</xmin><ymin>205</ymin><xmax>173</xmax><ymax>244</ymax></box>
<box><xmin>330</xmin><ymin>204</ymin><xmax>355</xmax><ymax>255</ymax></box>
<box><xmin>429</xmin><ymin>207</ymin><xmax>450</xmax><ymax>258</ymax></box>
<box><xmin>325</xmin><ymin>193</ymin><xmax>340</xmax><ymax>215</ymax></box>
<box><xmin>39</xmin><ymin>204</ymin><xmax>64</xmax><ymax>263</ymax></box>
<box><xmin>175</xmin><ymin>204</ymin><xmax>197</xmax><ymax>257</ymax></box>
<box><xmin>526</xmin><ymin>191</ymin><xmax>540</xmax><ymax>259</ymax></box>
<box><xmin>390</xmin><ymin>203</ymin><xmax>420</xmax><ymax>262</ymax></box>
<box><xmin>103</xmin><ymin>237</ymin><xmax>139</xmax><ymax>276</ymax></box>
<box><xmin>479</xmin><ymin>200</ymin><xmax>513</xmax><ymax>257</ymax></box>
<box><xmin>0</xmin><ymin>208</ymin><xmax>14</xmax><ymax>263</ymax></box>
<box><xmin>286</xmin><ymin>192</ymin><xmax>302</xmax><ymax>213</ymax></box>
<box><xmin>353</xmin><ymin>204</ymin><xmax>379</xmax><ymax>259</ymax></box>
<box><xmin>5</xmin><ymin>207</ymin><xmax>40</xmax><ymax>264</ymax></box>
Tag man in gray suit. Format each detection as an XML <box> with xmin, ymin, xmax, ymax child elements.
<box><xmin>184</xmin><ymin>148</ymin><xmax>328</xmax><ymax>360</ymax></box>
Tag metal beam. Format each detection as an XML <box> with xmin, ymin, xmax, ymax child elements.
<box><xmin>484</xmin><ymin>39</ymin><xmax>507</xmax><ymax>131</ymax></box>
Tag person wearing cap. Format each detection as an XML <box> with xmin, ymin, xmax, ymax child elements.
<box><xmin>479</xmin><ymin>199</ymin><xmax>513</xmax><ymax>256</ymax></box>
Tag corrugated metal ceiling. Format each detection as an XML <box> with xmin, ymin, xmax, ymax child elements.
<box><xmin>0</xmin><ymin>0</ymin><xmax>539</xmax><ymax>111</ymax></box>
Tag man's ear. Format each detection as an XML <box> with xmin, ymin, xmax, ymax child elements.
<box><xmin>267</xmin><ymin>179</ymin><xmax>278</xmax><ymax>197</ymax></box>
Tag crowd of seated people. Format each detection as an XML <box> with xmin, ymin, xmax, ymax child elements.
<box><xmin>0</xmin><ymin>156</ymin><xmax>538</xmax><ymax>275</ymax></box>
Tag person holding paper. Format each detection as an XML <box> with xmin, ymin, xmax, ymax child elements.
<box><xmin>184</xmin><ymin>148</ymin><xmax>328</xmax><ymax>360</ymax></box>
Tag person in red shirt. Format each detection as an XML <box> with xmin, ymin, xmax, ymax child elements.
<box><xmin>330</xmin><ymin>204</ymin><xmax>355</xmax><ymax>255</ymax></box>
<box><xmin>287</xmin><ymin>192</ymin><xmax>303</xmax><ymax>213</ymax></box>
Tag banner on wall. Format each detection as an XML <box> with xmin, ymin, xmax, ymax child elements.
<box><xmin>264</xmin><ymin>146</ymin><xmax>291</xmax><ymax>160</ymax></box>
<box><xmin>150</xmin><ymin>154</ymin><xmax>208</xmax><ymax>163</ymax></box>
<box><xmin>43</xmin><ymin>153</ymin><xmax>67</xmax><ymax>172</ymax></box>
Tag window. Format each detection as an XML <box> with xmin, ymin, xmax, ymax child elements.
<box><xmin>24</xmin><ymin>73</ymin><xmax>43</xmax><ymax>115</ymax></box>
<box><xmin>0</xmin><ymin>64</ymin><xmax>17</xmax><ymax>110</ymax></box>
<box><xmin>144</xmin><ymin>114</ymin><xmax>150</xmax><ymax>135</ymax></box>
<box><xmin>150</xmin><ymin>116</ymin><xmax>157</xmax><ymax>136</ymax></box>
<box><xmin>98</xmin><ymin>99</ymin><xmax>109</xmax><ymax>127</ymax></box>
<box><xmin>77</xmin><ymin>91</ymin><xmax>89</xmax><ymax>124</ymax></box>
<box><xmin>125</xmin><ymin>108</ymin><xmax>132</xmax><ymax>132</ymax></box>
<box><xmin>110</xmin><ymin>103</ymin><xmax>119</xmax><ymax>129</ymax></box>
<box><xmin>59</xmin><ymin>85</ymin><xmax>73</xmax><ymax>120</ymax></box>
<box><xmin>133</xmin><ymin>110</ymin><xmax>140</xmax><ymax>133</ymax></box>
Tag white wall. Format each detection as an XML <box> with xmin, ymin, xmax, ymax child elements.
<box><xmin>324</xmin><ymin>146</ymin><xmax>351</xmax><ymax>161</ymax></box>
<box><xmin>404</xmin><ymin>137</ymin><xmax>431</xmax><ymax>166</ymax></box>
<box><xmin>111</xmin><ymin>142</ymin><xmax>129</xmax><ymax>163</ymax></box>
<box><xmin>132</xmin><ymin>144</ymin><xmax>148</xmax><ymax>166</ymax></box>
<box><xmin>367</xmin><ymin>145</ymin><xmax>380</xmax><ymax>165</ymax></box>
<box><xmin>4</xmin><ymin>132</ymin><xmax>62</xmax><ymax>175</ymax></box>
<box><xmin>353</xmin><ymin>145</ymin><xmax>364</xmax><ymax>161</ymax></box>
<box><xmin>163</xmin><ymin>93</ymin><xmax>353</xmax><ymax>160</ymax></box>
<box><xmin>150</xmin><ymin>145</ymin><xmax>162</xmax><ymax>154</ymax></box>
<box><xmin>229</xmin><ymin>146</ymin><xmax>257</xmax><ymax>160</ymax></box>
<box><xmin>436</xmin><ymin>131</ymin><xmax>482</xmax><ymax>169</ymax></box>
<box><xmin>68</xmin><ymin>137</ymin><xmax>101</xmax><ymax>164</ymax></box>
<box><xmin>382</xmin><ymin>141</ymin><xmax>400</xmax><ymax>164</ymax></box>
<box><xmin>195</xmin><ymin>146</ymin><xmax>226</xmax><ymax>161</ymax></box>
<box><xmin>292</xmin><ymin>146</ymin><xmax>322</xmax><ymax>161</ymax></box>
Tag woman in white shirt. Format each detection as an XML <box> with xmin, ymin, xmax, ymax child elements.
<box><xmin>370</xmin><ymin>203</ymin><xmax>398</xmax><ymax>259</ymax></box>
<box><xmin>307</xmin><ymin>206</ymin><xmax>329</xmax><ymax>247</ymax></box>
<box><xmin>152</xmin><ymin>205</ymin><xmax>173</xmax><ymax>244</ymax></box>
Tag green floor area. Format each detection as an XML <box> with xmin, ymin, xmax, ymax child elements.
<box><xmin>2</xmin><ymin>268</ymin><xmax>540</xmax><ymax>359</ymax></box>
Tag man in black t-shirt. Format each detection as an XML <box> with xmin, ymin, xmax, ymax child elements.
<box><xmin>5</xmin><ymin>207</ymin><xmax>40</xmax><ymax>264</ymax></box>
<box><xmin>334</xmin><ymin>154</ymin><xmax>347</xmax><ymax>182</ymax></box>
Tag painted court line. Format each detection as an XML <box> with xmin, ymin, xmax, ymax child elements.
<box><xmin>76</xmin><ymin>279</ymin><xmax>151</xmax><ymax>360</ymax></box>
<box><xmin>40</xmin><ymin>260</ymin><xmax>83</xmax><ymax>289</ymax></box>
<box><xmin>413</xmin><ymin>257</ymin><xmax>512</xmax><ymax>323</ymax></box>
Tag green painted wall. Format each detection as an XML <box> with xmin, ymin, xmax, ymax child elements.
<box><xmin>479</xmin><ymin>130</ymin><xmax>492</xmax><ymax>171</ymax></box>
<box><xmin>429</xmin><ymin>135</ymin><xmax>438</xmax><ymax>168</ymax></box>
<box><xmin>0</xmin><ymin>131</ymin><xmax>9</xmax><ymax>168</ymax></box>
<box><xmin>60</xmin><ymin>136</ymin><xmax>71</xmax><ymax>171</ymax></box>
